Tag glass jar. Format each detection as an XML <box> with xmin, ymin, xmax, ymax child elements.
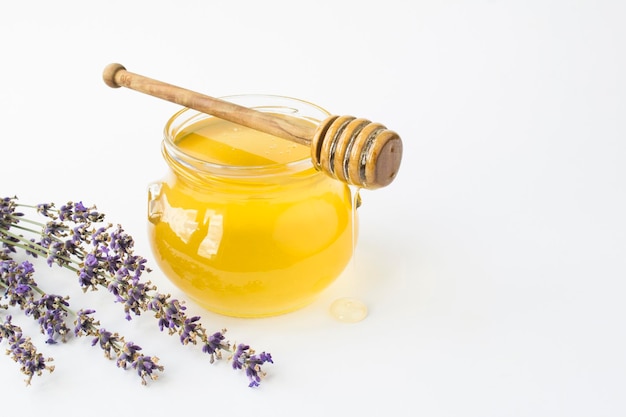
<box><xmin>147</xmin><ymin>95</ymin><xmax>357</xmax><ymax>318</ymax></box>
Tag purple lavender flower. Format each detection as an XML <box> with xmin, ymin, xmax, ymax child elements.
<box><xmin>36</xmin><ymin>203</ymin><xmax>55</xmax><ymax>218</ymax></box>
<box><xmin>74</xmin><ymin>309</ymin><xmax>98</xmax><ymax>336</ymax></box>
<box><xmin>92</xmin><ymin>328</ymin><xmax>119</xmax><ymax>359</ymax></box>
<box><xmin>155</xmin><ymin>298</ymin><xmax>187</xmax><ymax>333</ymax></box>
<box><xmin>57</xmin><ymin>203</ymin><xmax>73</xmax><ymax>222</ymax></box>
<box><xmin>1</xmin><ymin>260</ymin><xmax>37</xmax><ymax>309</ymax></box>
<box><xmin>78</xmin><ymin>253</ymin><xmax>99</xmax><ymax>288</ymax></box>
<box><xmin>232</xmin><ymin>344</ymin><xmax>274</xmax><ymax>387</ymax></box>
<box><xmin>180</xmin><ymin>315</ymin><xmax>201</xmax><ymax>345</ymax></box>
<box><xmin>42</xmin><ymin>221</ymin><xmax>67</xmax><ymax>238</ymax></box>
<box><xmin>232</xmin><ymin>343</ymin><xmax>250</xmax><ymax>371</ymax></box>
<box><xmin>132</xmin><ymin>354</ymin><xmax>163</xmax><ymax>385</ymax></box>
<box><xmin>204</xmin><ymin>331</ymin><xmax>226</xmax><ymax>354</ymax></box>
<box><xmin>28</xmin><ymin>295</ymin><xmax>71</xmax><ymax>344</ymax></box>
<box><xmin>0</xmin><ymin>197</ymin><xmax>22</xmax><ymax>231</ymax></box>
<box><xmin>117</xmin><ymin>341</ymin><xmax>142</xmax><ymax>369</ymax></box>
<box><xmin>0</xmin><ymin>315</ymin><xmax>54</xmax><ymax>384</ymax></box>
<box><xmin>202</xmin><ymin>329</ymin><xmax>231</xmax><ymax>364</ymax></box>
<box><xmin>110</xmin><ymin>226</ymin><xmax>135</xmax><ymax>254</ymax></box>
<box><xmin>246</xmin><ymin>352</ymin><xmax>274</xmax><ymax>387</ymax></box>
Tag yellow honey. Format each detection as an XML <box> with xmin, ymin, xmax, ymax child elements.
<box><xmin>147</xmin><ymin>95</ymin><xmax>356</xmax><ymax>317</ymax></box>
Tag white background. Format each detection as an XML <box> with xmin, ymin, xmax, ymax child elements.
<box><xmin>1</xmin><ymin>1</ymin><xmax>625</xmax><ymax>416</ymax></box>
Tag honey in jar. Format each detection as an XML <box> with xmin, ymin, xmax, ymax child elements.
<box><xmin>147</xmin><ymin>95</ymin><xmax>356</xmax><ymax>317</ymax></box>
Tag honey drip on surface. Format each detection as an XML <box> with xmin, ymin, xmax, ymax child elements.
<box><xmin>330</xmin><ymin>297</ymin><xmax>368</xmax><ymax>323</ymax></box>
<box><xmin>330</xmin><ymin>187</ymin><xmax>368</xmax><ymax>323</ymax></box>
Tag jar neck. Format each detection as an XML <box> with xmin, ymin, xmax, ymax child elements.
<box><xmin>161</xmin><ymin>139</ymin><xmax>326</xmax><ymax>192</ymax></box>
<box><xmin>161</xmin><ymin>95</ymin><xmax>334</xmax><ymax>193</ymax></box>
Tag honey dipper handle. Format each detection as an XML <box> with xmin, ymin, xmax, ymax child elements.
<box><xmin>103</xmin><ymin>63</ymin><xmax>403</xmax><ymax>189</ymax></box>
<box><xmin>102</xmin><ymin>63</ymin><xmax>314</xmax><ymax>146</ymax></box>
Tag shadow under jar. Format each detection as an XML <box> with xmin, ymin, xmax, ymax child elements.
<box><xmin>147</xmin><ymin>95</ymin><xmax>357</xmax><ymax>318</ymax></box>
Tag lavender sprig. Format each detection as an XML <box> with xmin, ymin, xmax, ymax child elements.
<box><xmin>0</xmin><ymin>314</ymin><xmax>54</xmax><ymax>385</ymax></box>
<box><xmin>1</xmin><ymin>257</ymin><xmax>163</xmax><ymax>384</ymax></box>
<box><xmin>0</xmin><ymin>196</ymin><xmax>273</xmax><ymax>387</ymax></box>
<box><xmin>74</xmin><ymin>309</ymin><xmax>163</xmax><ymax>384</ymax></box>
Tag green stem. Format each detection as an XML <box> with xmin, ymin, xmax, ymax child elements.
<box><xmin>0</xmin><ymin>230</ymin><xmax>80</xmax><ymax>273</ymax></box>
<box><xmin>8</xmin><ymin>215</ymin><xmax>48</xmax><ymax>230</ymax></box>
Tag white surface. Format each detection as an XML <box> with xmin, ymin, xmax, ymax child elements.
<box><xmin>1</xmin><ymin>0</ymin><xmax>625</xmax><ymax>415</ymax></box>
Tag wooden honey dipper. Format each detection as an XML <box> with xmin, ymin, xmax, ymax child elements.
<box><xmin>103</xmin><ymin>63</ymin><xmax>402</xmax><ymax>189</ymax></box>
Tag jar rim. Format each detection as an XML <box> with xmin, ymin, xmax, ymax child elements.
<box><xmin>162</xmin><ymin>94</ymin><xmax>330</xmax><ymax>178</ymax></box>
